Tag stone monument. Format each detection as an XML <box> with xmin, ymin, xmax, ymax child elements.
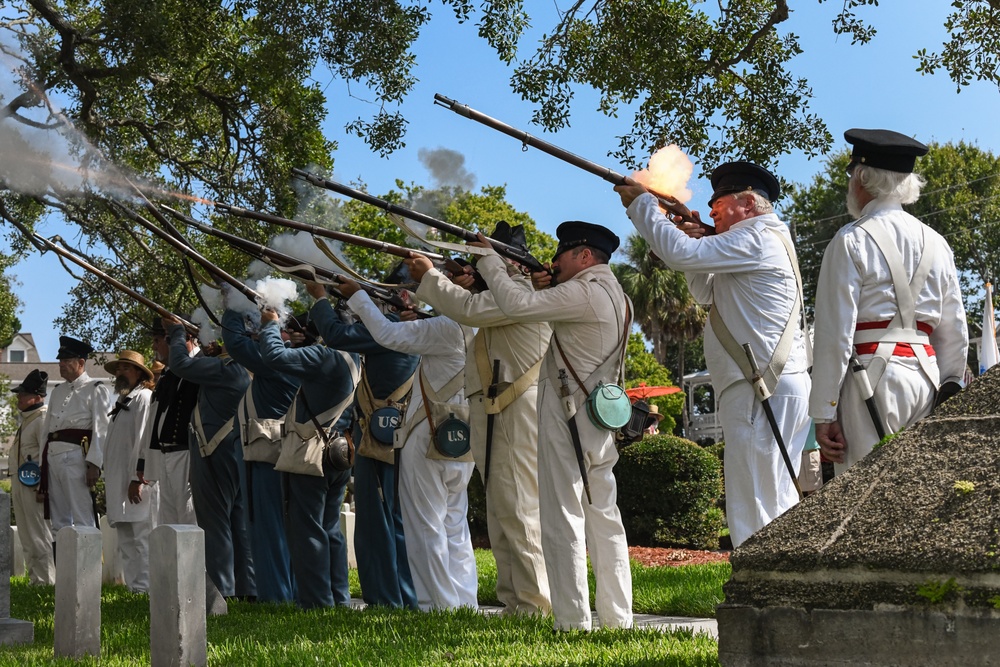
<box><xmin>0</xmin><ymin>491</ymin><xmax>32</xmax><ymax>645</ymax></box>
<box><xmin>719</xmin><ymin>367</ymin><xmax>1000</xmax><ymax>666</ymax></box>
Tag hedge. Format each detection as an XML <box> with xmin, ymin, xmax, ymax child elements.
<box><xmin>616</xmin><ymin>434</ymin><xmax>724</xmax><ymax>550</ymax></box>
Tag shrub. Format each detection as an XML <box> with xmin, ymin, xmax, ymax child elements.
<box><xmin>616</xmin><ymin>434</ymin><xmax>724</xmax><ymax>550</ymax></box>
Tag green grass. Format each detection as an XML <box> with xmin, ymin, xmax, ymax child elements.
<box><xmin>0</xmin><ymin>550</ymin><xmax>729</xmax><ymax>666</ymax></box>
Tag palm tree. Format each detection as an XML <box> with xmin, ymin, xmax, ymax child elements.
<box><xmin>613</xmin><ymin>233</ymin><xmax>706</xmax><ymax>385</ymax></box>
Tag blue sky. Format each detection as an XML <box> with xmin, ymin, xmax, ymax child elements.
<box><xmin>16</xmin><ymin>1</ymin><xmax>1000</xmax><ymax>359</ymax></box>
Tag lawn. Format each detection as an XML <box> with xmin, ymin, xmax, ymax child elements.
<box><xmin>0</xmin><ymin>550</ymin><xmax>730</xmax><ymax>666</ymax></box>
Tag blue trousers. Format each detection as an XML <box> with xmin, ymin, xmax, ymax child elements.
<box><xmin>247</xmin><ymin>461</ymin><xmax>294</xmax><ymax>602</ymax></box>
<box><xmin>189</xmin><ymin>433</ymin><xmax>256</xmax><ymax>597</ymax></box>
<box><xmin>354</xmin><ymin>454</ymin><xmax>416</xmax><ymax>608</ymax></box>
<box><xmin>283</xmin><ymin>464</ymin><xmax>351</xmax><ymax>608</ymax></box>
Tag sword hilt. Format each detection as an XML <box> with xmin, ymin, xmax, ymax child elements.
<box><xmin>742</xmin><ymin>343</ymin><xmax>772</xmax><ymax>401</ymax></box>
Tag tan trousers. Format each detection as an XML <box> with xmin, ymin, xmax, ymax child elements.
<box><xmin>470</xmin><ymin>392</ymin><xmax>550</xmax><ymax>614</ymax></box>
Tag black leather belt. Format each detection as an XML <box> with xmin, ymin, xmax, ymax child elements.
<box><xmin>159</xmin><ymin>443</ymin><xmax>189</xmax><ymax>454</ymax></box>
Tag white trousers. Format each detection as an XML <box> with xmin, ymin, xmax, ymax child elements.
<box><xmin>151</xmin><ymin>450</ymin><xmax>196</xmax><ymax>525</ymax></box>
<box><xmin>11</xmin><ymin>479</ymin><xmax>53</xmax><ymax>585</ymax></box>
<box><xmin>536</xmin><ymin>379</ymin><xmax>632</xmax><ymax>632</ymax></box>
<box><xmin>837</xmin><ymin>355</ymin><xmax>936</xmax><ymax>475</ymax></box>
<box><xmin>719</xmin><ymin>372</ymin><xmax>811</xmax><ymax>548</ymax></box>
<box><xmin>47</xmin><ymin>448</ymin><xmax>95</xmax><ymax>531</ymax></box>
<box><xmin>470</xmin><ymin>393</ymin><xmax>550</xmax><ymax>614</ymax></box>
<box><xmin>113</xmin><ymin>515</ymin><xmax>153</xmax><ymax>592</ymax></box>
<box><xmin>398</xmin><ymin>422</ymin><xmax>478</xmax><ymax>611</ymax></box>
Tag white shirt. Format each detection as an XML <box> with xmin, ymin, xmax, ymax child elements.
<box><xmin>809</xmin><ymin>198</ymin><xmax>969</xmax><ymax>421</ymax></box>
<box><xmin>347</xmin><ymin>291</ymin><xmax>470</xmax><ymax>421</ymax></box>
<box><xmin>43</xmin><ymin>371</ymin><xmax>112</xmax><ymax>468</ymax></box>
<box><xmin>627</xmin><ymin>193</ymin><xmax>808</xmax><ymax>395</ymax></box>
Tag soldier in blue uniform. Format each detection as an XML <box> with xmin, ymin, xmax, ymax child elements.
<box><xmin>257</xmin><ymin>308</ymin><xmax>360</xmax><ymax>608</ymax></box>
<box><xmin>221</xmin><ymin>307</ymin><xmax>299</xmax><ymax>603</ymax></box>
<box><xmin>162</xmin><ymin>315</ymin><xmax>255</xmax><ymax>599</ymax></box>
<box><xmin>306</xmin><ymin>280</ymin><xmax>419</xmax><ymax>609</ymax></box>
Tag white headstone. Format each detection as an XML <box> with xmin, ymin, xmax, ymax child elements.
<box><xmin>54</xmin><ymin>525</ymin><xmax>101</xmax><ymax>657</ymax></box>
<box><xmin>0</xmin><ymin>492</ymin><xmax>32</xmax><ymax>645</ymax></box>
<box><xmin>149</xmin><ymin>525</ymin><xmax>207</xmax><ymax>667</ymax></box>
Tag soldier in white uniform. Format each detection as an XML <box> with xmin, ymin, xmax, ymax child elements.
<box><xmin>10</xmin><ymin>369</ymin><xmax>54</xmax><ymax>585</ymax></box>
<box><xmin>810</xmin><ymin>129</ymin><xmax>968</xmax><ymax>472</ymax></box>
<box><xmin>103</xmin><ymin>351</ymin><xmax>155</xmax><ymax>592</ymax></box>
<box><xmin>616</xmin><ymin>162</ymin><xmax>811</xmax><ymax>548</ymax></box>
<box><xmin>341</xmin><ymin>277</ymin><xmax>478</xmax><ymax>611</ymax></box>
<box><xmin>41</xmin><ymin>336</ymin><xmax>112</xmax><ymax>536</ymax></box>
<box><xmin>472</xmin><ymin>221</ymin><xmax>633</xmax><ymax>632</ymax></box>
<box><xmin>410</xmin><ymin>223</ymin><xmax>552</xmax><ymax>616</ymax></box>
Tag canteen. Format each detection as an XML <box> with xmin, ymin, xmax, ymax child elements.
<box><xmin>585</xmin><ymin>382</ymin><xmax>632</xmax><ymax>431</ymax></box>
<box><xmin>434</xmin><ymin>413</ymin><xmax>471</xmax><ymax>458</ymax></box>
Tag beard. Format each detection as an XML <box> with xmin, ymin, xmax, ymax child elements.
<box><xmin>846</xmin><ymin>183</ymin><xmax>863</xmax><ymax>219</ymax></box>
<box><xmin>114</xmin><ymin>375</ymin><xmax>134</xmax><ymax>395</ymax></box>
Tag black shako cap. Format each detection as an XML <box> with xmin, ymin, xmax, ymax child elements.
<box><xmin>553</xmin><ymin>221</ymin><xmax>620</xmax><ymax>261</ymax></box>
<box><xmin>708</xmin><ymin>161</ymin><xmax>780</xmax><ymax>206</ymax></box>
<box><xmin>489</xmin><ymin>220</ymin><xmax>529</xmax><ymax>252</ymax></box>
<box><xmin>11</xmin><ymin>369</ymin><xmax>48</xmax><ymax>396</ymax></box>
<box><xmin>845</xmin><ymin>128</ymin><xmax>928</xmax><ymax>173</ymax></box>
<box><xmin>56</xmin><ymin>335</ymin><xmax>93</xmax><ymax>360</ymax></box>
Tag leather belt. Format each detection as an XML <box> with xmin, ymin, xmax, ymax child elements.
<box><xmin>159</xmin><ymin>442</ymin><xmax>189</xmax><ymax>454</ymax></box>
<box><xmin>854</xmin><ymin>320</ymin><xmax>936</xmax><ymax>358</ymax></box>
<box><xmin>47</xmin><ymin>428</ymin><xmax>92</xmax><ymax>445</ymax></box>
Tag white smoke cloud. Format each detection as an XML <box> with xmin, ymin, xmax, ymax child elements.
<box><xmin>191</xmin><ymin>307</ymin><xmax>219</xmax><ymax>346</ymax></box>
<box><xmin>248</xmin><ymin>276</ymin><xmax>298</xmax><ymax>325</ymax></box>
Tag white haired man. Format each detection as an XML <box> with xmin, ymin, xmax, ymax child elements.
<box><xmin>616</xmin><ymin>162</ymin><xmax>811</xmax><ymax>548</ymax></box>
<box><xmin>811</xmin><ymin>129</ymin><xmax>968</xmax><ymax>473</ymax></box>
<box><xmin>10</xmin><ymin>370</ymin><xmax>54</xmax><ymax>584</ymax></box>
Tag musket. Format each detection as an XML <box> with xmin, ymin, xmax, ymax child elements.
<box><xmin>291</xmin><ymin>169</ymin><xmax>549</xmax><ymax>274</ymax></box>
<box><xmin>161</xmin><ymin>205</ymin><xmax>430</xmax><ymax>319</ymax></box>
<box><xmin>433</xmin><ymin>93</ymin><xmax>714</xmax><ymax>235</ymax></box>
<box><xmin>111</xmin><ymin>202</ymin><xmax>263</xmax><ymax>305</ymax></box>
<box><xmin>214</xmin><ymin>201</ymin><xmax>447</xmax><ymax>265</ymax></box>
<box><xmin>743</xmin><ymin>343</ymin><xmax>802</xmax><ymax>499</ymax></box>
<box><xmin>9</xmin><ymin>218</ymin><xmax>199</xmax><ymax>334</ymax></box>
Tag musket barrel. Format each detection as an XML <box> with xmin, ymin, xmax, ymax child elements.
<box><xmin>215</xmin><ymin>202</ymin><xmax>446</xmax><ymax>263</ymax></box>
<box><xmin>433</xmin><ymin>93</ymin><xmax>703</xmax><ymax>229</ymax></box>
<box><xmin>20</xmin><ymin>229</ymin><xmax>198</xmax><ymax>334</ymax></box>
<box><xmin>291</xmin><ymin>169</ymin><xmax>548</xmax><ymax>273</ymax></box>
<box><xmin>165</xmin><ymin>206</ymin><xmax>430</xmax><ymax>318</ymax></box>
<box><xmin>114</xmin><ymin>203</ymin><xmax>263</xmax><ymax>304</ymax></box>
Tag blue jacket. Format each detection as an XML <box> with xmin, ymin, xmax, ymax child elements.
<box><xmin>167</xmin><ymin>324</ymin><xmax>249</xmax><ymax>441</ymax></box>
<box><xmin>221</xmin><ymin>309</ymin><xmax>299</xmax><ymax>421</ymax></box>
<box><xmin>257</xmin><ymin>320</ymin><xmax>358</xmax><ymax>431</ymax></box>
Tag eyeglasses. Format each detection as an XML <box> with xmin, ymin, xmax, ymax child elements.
<box><xmin>846</xmin><ymin>161</ymin><xmax>859</xmax><ymax>177</ymax></box>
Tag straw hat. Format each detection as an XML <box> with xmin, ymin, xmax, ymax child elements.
<box><xmin>648</xmin><ymin>404</ymin><xmax>665</xmax><ymax>422</ymax></box>
<box><xmin>104</xmin><ymin>350</ymin><xmax>154</xmax><ymax>383</ymax></box>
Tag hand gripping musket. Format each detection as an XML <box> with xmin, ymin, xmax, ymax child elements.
<box><xmin>8</xmin><ymin>218</ymin><xmax>198</xmax><ymax>335</ymax></box>
<box><xmin>111</xmin><ymin>202</ymin><xmax>264</xmax><ymax>305</ymax></box>
<box><xmin>742</xmin><ymin>343</ymin><xmax>802</xmax><ymax>499</ymax></box>
<box><xmin>433</xmin><ymin>94</ymin><xmax>715</xmax><ymax>236</ymax></box>
<box><xmin>291</xmin><ymin>169</ymin><xmax>550</xmax><ymax>274</ymax></box>
<box><xmin>160</xmin><ymin>206</ymin><xmax>430</xmax><ymax>319</ymax></box>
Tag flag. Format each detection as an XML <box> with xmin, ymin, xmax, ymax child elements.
<box><xmin>980</xmin><ymin>282</ymin><xmax>999</xmax><ymax>374</ymax></box>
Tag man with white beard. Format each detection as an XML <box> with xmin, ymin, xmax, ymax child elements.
<box><xmin>103</xmin><ymin>351</ymin><xmax>155</xmax><ymax>592</ymax></box>
<box><xmin>616</xmin><ymin>162</ymin><xmax>811</xmax><ymax>549</ymax></box>
<box><xmin>811</xmin><ymin>129</ymin><xmax>968</xmax><ymax>473</ymax></box>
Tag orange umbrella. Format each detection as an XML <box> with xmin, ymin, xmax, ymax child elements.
<box><xmin>625</xmin><ymin>382</ymin><xmax>681</xmax><ymax>400</ymax></box>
